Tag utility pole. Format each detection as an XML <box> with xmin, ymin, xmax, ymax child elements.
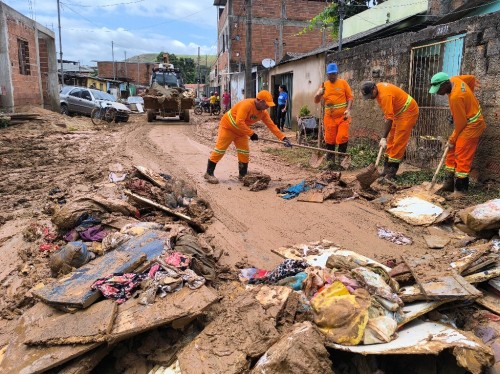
<box><xmin>338</xmin><ymin>0</ymin><xmax>346</xmax><ymax>51</ymax></box>
<box><xmin>197</xmin><ymin>46</ymin><xmax>201</xmax><ymax>97</ymax></box>
<box><xmin>57</xmin><ymin>0</ymin><xmax>64</xmax><ymax>86</ymax></box>
<box><xmin>244</xmin><ymin>0</ymin><xmax>252</xmax><ymax>98</ymax></box>
<box><xmin>112</xmin><ymin>41</ymin><xmax>116</xmax><ymax>80</ymax></box>
<box><xmin>124</xmin><ymin>51</ymin><xmax>127</xmax><ymax>81</ymax></box>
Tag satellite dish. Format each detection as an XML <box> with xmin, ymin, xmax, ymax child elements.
<box><xmin>262</xmin><ymin>58</ymin><xmax>276</xmax><ymax>69</ymax></box>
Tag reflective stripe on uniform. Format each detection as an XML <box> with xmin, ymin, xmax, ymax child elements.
<box><xmin>445</xmin><ymin>166</ymin><xmax>455</xmax><ymax>172</ymax></box>
<box><xmin>236</xmin><ymin>148</ymin><xmax>249</xmax><ymax>155</ymax></box>
<box><xmin>325</xmin><ymin>102</ymin><xmax>347</xmax><ymax>109</ymax></box>
<box><xmin>456</xmin><ymin>172</ymin><xmax>469</xmax><ymax>178</ymax></box>
<box><xmin>227</xmin><ymin>109</ymin><xmax>239</xmax><ymax>129</ymax></box>
<box><xmin>467</xmin><ymin>107</ymin><xmax>482</xmax><ymax>124</ymax></box>
<box><xmin>388</xmin><ymin>157</ymin><xmax>401</xmax><ymax>163</ymax></box>
<box><xmin>395</xmin><ymin>95</ymin><xmax>412</xmax><ymax>117</ymax></box>
<box><xmin>213</xmin><ymin>148</ymin><xmax>226</xmax><ymax>155</ymax></box>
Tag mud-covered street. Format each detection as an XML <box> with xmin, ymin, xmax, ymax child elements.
<box><xmin>0</xmin><ymin>109</ymin><xmax>498</xmax><ymax>373</ymax></box>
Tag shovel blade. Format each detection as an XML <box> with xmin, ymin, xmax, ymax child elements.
<box><xmin>309</xmin><ymin>151</ymin><xmax>326</xmax><ymax>168</ymax></box>
<box><xmin>356</xmin><ymin>164</ymin><xmax>379</xmax><ymax>189</ymax></box>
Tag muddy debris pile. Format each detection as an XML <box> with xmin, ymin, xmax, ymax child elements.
<box><xmin>237</xmin><ymin>239</ymin><xmax>499</xmax><ymax>373</ymax></box>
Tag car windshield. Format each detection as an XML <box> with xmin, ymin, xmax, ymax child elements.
<box><xmin>92</xmin><ymin>90</ymin><xmax>115</xmax><ymax>101</ymax></box>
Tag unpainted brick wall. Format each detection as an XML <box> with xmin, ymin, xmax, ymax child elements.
<box><xmin>7</xmin><ymin>16</ymin><xmax>42</xmax><ymax>108</ymax></box>
<box><xmin>330</xmin><ymin>11</ymin><xmax>500</xmax><ymax>181</ymax></box>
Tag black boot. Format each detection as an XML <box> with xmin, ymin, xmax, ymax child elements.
<box><xmin>441</xmin><ymin>171</ymin><xmax>455</xmax><ymax>192</ymax></box>
<box><xmin>337</xmin><ymin>142</ymin><xmax>348</xmax><ymax>166</ymax></box>
<box><xmin>238</xmin><ymin>162</ymin><xmax>248</xmax><ymax>181</ymax></box>
<box><xmin>385</xmin><ymin>162</ymin><xmax>400</xmax><ymax>180</ymax></box>
<box><xmin>325</xmin><ymin>143</ymin><xmax>336</xmax><ymax>162</ymax></box>
<box><xmin>449</xmin><ymin>177</ymin><xmax>469</xmax><ymax>199</ymax></box>
<box><xmin>380</xmin><ymin>155</ymin><xmax>389</xmax><ymax>177</ymax></box>
<box><xmin>204</xmin><ymin>160</ymin><xmax>219</xmax><ymax>184</ymax></box>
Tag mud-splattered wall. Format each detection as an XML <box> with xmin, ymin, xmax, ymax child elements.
<box><xmin>329</xmin><ymin>11</ymin><xmax>500</xmax><ymax>181</ymax></box>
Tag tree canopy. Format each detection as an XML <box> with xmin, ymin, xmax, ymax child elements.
<box><xmin>155</xmin><ymin>52</ymin><xmax>209</xmax><ymax>84</ymax></box>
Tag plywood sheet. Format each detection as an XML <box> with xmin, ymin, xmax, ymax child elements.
<box><xmin>33</xmin><ymin>231</ymin><xmax>165</xmax><ymax>309</ymax></box>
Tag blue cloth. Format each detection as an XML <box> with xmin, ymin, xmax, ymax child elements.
<box><xmin>278</xmin><ymin>92</ymin><xmax>288</xmax><ymax>106</ymax></box>
<box><xmin>281</xmin><ymin>181</ymin><xmax>323</xmax><ymax>200</ymax></box>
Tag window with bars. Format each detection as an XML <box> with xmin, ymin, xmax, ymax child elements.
<box><xmin>18</xmin><ymin>39</ymin><xmax>31</xmax><ymax>75</ymax></box>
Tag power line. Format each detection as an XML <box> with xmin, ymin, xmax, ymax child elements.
<box><xmin>61</xmin><ymin>0</ymin><xmax>145</xmax><ymax>8</ymax></box>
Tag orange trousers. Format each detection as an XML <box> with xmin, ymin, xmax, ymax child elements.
<box><xmin>386</xmin><ymin>112</ymin><xmax>418</xmax><ymax>163</ymax></box>
<box><xmin>209</xmin><ymin>126</ymin><xmax>250</xmax><ymax>164</ymax></box>
<box><xmin>445</xmin><ymin>136</ymin><xmax>481</xmax><ymax>178</ymax></box>
<box><xmin>323</xmin><ymin>112</ymin><xmax>350</xmax><ymax>145</ymax></box>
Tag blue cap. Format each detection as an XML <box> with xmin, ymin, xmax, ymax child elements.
<box><xmin>326</xmin><ymin>63</ymin><xmax>338</xmax><ymax>74</ymax></box>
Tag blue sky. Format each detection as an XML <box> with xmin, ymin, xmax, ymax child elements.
<box><xmin>4</xmin><ymin>0</ymin><xmax>218</xmax><ymax>65</ymax></box>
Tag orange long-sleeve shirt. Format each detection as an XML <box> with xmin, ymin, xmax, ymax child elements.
<box><xmin>322</xmin><ymin>79</ymin><xmax>354</xmax><ymax>117</ymax></box>
<box><xmin>220</xmin><ymin>98</ymin><xmax>285</xmax><ymax>140</ymax></box>
<box><xmin>375</xmin><ymin>83</ymin><xmax>418</xmax><ymax>120</ymax></box>
<box><xmin>448</xmin><ymin>75</ymin><xmax>485</xmax><ymax>143</ymax></box>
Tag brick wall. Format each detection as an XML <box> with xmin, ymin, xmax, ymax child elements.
<box><xmin>7</xmin><ymin>16</ymin><xmax>42</xmax><ymax>108</ymax></box>
<box><xmin>332</xmin><ymin>11</ymin><xmax>500</xmax><ymax>181</ymax></box>
<box><xmin>218</xmin><ymin>0</ymin><xmax>328</xmax><ymax>73</ymax></box>
<box><xmin>97</xmin><ymin>61</ymin><xmax>153</xmax><ymax>86</ymax></box>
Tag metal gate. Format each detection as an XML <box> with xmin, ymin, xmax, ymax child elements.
<box><xmin>405</xmin><ymin>35</ymin><xmax>466</xmax><ymax>168</ymax></box>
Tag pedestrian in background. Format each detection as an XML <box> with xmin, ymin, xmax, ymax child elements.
<box><xmin>429</xmin><ymin>72</ymin><xmax>486</xmax><ymax>198</ymax></box>
<box><xmin>276</xmin><ymin>85</ymin><xmax>288</xmax><ymax>131</ymax></box>
<box><xmin>314</xmin><ymin>63</ymin><xmax>353</xmax><ymax>164</ymax></box>
<box><xmin>204</xmin><ymin>90</ymin><xmax>292</xmax><ymax>184</ymax></box>
<box><xmin>222</xmin><ymin>89</ymin><xmax>231</xmax><ymax>113</ymax></box>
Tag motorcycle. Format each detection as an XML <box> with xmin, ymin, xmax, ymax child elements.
<box><xmin>194</xmin><ymin>100</ymin><xmax>221</xmax><ymax>116</ymax></box>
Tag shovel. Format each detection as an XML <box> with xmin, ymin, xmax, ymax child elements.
<box><xmin>426</xmin><ymin>144</ymin><xmax>450</xmax><ymax>193</ymax></box>
<box><xmin>356</xmin><ymin>144</ymin><xmax>385</xmax><ymax>189</ymax></box>
<box><xmin>260</xmin><ymin>137</ymin><xmax>351</xmax><ymax>169</ymax></box>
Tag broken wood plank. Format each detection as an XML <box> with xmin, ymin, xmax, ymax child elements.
<box><xmin>475</xmin><ymin>290</ymin><xmax>500</xmax><ymax>315</ymax></box>
<box><xmin>402</xmin><ymin>254</ymin><xmax>482</xmax><ymax>300</ymax></box>
<box><xmin>134</xmin><ymin>165</ymin><xmax>167</xmax><ymax>188</ymax></box>
<box><xmin>56</xmin><ymin>345</ymin><xmax>114</xmax><ymax>374</ymax></box>
<box><xmin>25</xmin><ymin>300</ymin><xmax>117</xmax><ymax>346</ymax></box>
<box><xmin>465</xmin><ymin>266</ymin><xmax>500</xmax><ymax>284</ymax></box>
<box><xmin>450</xmin><ymin>243</ymin><xmax>492</xmax><ymax>274</ymax></box>
<box><xmin>124</xmin><ymin>190</ymin><xmax>205</xmax><ymax>233</ymax></box>
<box><xmin>0</xmin><ymin>303</ymin><xmax>100</xmax><ymax>374</ymax></box>
<box><xmin>107</xmin><ymin>285</ymin><xmax>219</xmax><ymax>344</ymax></box>
<box><xmin>33</xmin><ymin>230</ymin><xmax>165</xmax><ymax>309</ymax></box>
<box><xmin>398</xmin><ymin>300</ymin><xmax>449</xmax><ymax>327</ymax></box>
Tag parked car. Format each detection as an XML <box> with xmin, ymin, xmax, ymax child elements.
<box><xmin>59</xmin><ymin>86</ymin><xmax>130</xmax><ymax>123</ymax></box>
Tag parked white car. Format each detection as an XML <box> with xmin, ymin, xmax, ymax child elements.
<box><xmin>60</xmin><ymin>86</ymin><xmax>130</xmax><ymax>122</ymax></box>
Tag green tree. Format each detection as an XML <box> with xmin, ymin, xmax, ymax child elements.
<box><xmin>300</xmin><ymin>1</ymin><xmax>369</xmax><ymax>38</ymax></box>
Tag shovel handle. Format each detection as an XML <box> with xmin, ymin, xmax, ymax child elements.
<box><xmin>430</xmin><ymin>144</ymin><xmax>450</xmax><ymax>187</ymax></box>
<box><xmin>260</xmin><ymin>137</ymin><xmax>349</xmax><ymax>156</ymax></box>
<box><xmin>375</xmin><ymin>145</ymin><xmax>385</xmax><ymax>167</ymax></box>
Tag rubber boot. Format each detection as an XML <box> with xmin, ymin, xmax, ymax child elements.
<box><xmin>380</xmin><ymin>155</ymin><xmax>389</xmax><ymax>177</ymax></box>
<box><xmin>238</xmin><ymin>162</ymin><xmax>248</xmax><ymax>181</ymax></box>
<box><xmin>204</xmin><ymin>160</ymin><xmax>219</xmax><ymax>184</ymax></box>
<box><xmin>448</xmin><ymin>177</ymin><xmax>469</xmax><ymax>199</ymax></box>
<box><xmin>325</xmin><ymin>143</ymin><xmax>336</xmax><ymax>162</ymax></box>
<box><xmin>441</xmin><ymin>171</ymin><xmax>455</xmax><ymax>192</ymax></box>
<box><xmin>385</xmin><ymin>162</ymin><xmax>400</xmax><ymax>180</ymax></box>
<box><xmin>337</xmin><ymin>141</ymin><xmax>348</xmax><ymax>166</ymax></box>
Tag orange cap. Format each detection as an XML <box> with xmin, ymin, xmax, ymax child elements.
<box><xmin>256</xmin><ymin>90</ymin><xmax>275</xmax><ymax>107</ymax></box>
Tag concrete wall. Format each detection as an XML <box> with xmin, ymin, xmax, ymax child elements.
<box><xmin>330</xmin><ymin>11</ymin><xmax>500</xmax><ymax>181</ymax></box>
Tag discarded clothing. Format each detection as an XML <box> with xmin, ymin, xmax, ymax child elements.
<box><xmin>164</xmin><ymin>251</ymin><xmax>191</xmax><ymax>270</ymax></box>
<box><xmin>276</xmin><ymin>272</ymin><xmax>308</xmax><ymax>290</ymax></box>
<box><xmin>79</xmin><ymin>224</ymin><xmax>108</xmax><ymax>242</ymax></box>
<box><xmin>75</xmin><ymin>213</ymin><xmax>101</xmax><ymax>230</ymax></box>
<box><xmin>92</xmin><ymin>273</ymin><xmax>147</xmax><ymax>304</ymax></box>
<box><xmin>281</xmin><ymin>181</ymin><xmax>323</xmax><ymax>200</ymax></box>
<box><xmin>249</xmin><ymin>259</ymin><xmax>309</xmax><ymax>284</ymax></box>
<box><xmin>376</xmin><ymin>226</ymin><xmax>412</xmax><ymax>246</ymax></box>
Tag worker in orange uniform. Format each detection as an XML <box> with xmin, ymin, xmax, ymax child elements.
<box><xmin>314</xmin><ymin>63</ymin><xmax>353</xmax><ymax>162</ymax></box>
<box><xmin>429</xmin><ymin>72</ymin><xmax>486</xmax><ymax>198</ymax></box>
<box><xmin>360</xmin><ymin>81</ymin><xmax>419</xmax><ymax>180</ymax></box>
<box><xmin>204</xmin><ymin>90</ymin><xmax>292</xmax><ymax>184</ymax></box>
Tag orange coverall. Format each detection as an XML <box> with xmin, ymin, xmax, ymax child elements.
<box><xmin>209</xmin><ymin>98</ymin><xmax>285</xmax><ymax>164</ymax></box>
<box><xmin>445</xmin><ymin>75</ymin><xmax>486</xmax><ymax>179</ymax></box>
<box><xmin>322</xmin><ymin>79</ymin><xmax>353</xmax><ymax>145</ymax></box>
<box><xmin>376</xmin><ymin>83</ymin><xmax>419</xmax><ymax>163</ymax></box>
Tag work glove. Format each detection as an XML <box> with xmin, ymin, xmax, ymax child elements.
<box><xmin>379</xmin><ymin>138</ymin><xmax>387</xmax><ymax>148</ymax></box>
<box><xmin>446</xmin><ymin>141</ymin><xmax>455</xmax><ymax>149</ymax></box>
<box><xmin>343</xmin><ymin>109</ymin><xmax>351</xmax><ymax>119</ymax></box>
<box><xmin>250</xmin><ymin>133</ymin><xmax>259</xmax><ymax>141</ymax></box>
<box><xmin>282</xmin><ymin>137</ymin><xmax>292</xmax><ymax>148</ymax></box>
<box><xmin>316</xmin><ymin>88</ymin><xmax>324</xmax><ymax>96</ymax></box>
